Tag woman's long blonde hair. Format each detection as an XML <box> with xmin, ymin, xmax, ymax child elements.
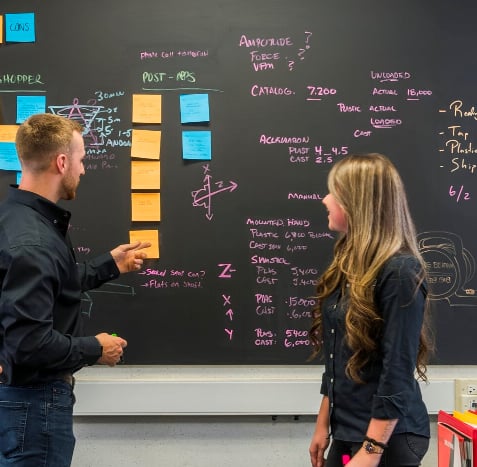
<box><xmin>309</xmin><ymin>153</ymin><xmax>433</xmax><ymax>382</ymax></box>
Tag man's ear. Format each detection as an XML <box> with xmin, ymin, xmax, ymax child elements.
<box><xmin>56</xmin><ymin>153</ymin><xmax>68</xmax><ymax>174</ymax></box>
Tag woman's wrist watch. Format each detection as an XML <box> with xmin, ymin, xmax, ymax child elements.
<box><xmin>362</xmin><ymin>436</ymin><xmax>387</xmax><ymax>454</ymax></box>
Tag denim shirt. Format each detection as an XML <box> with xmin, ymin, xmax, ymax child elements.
<box><xmin>0</xmin><ymin>186</ymin><xmax>120</xmax><ymax>385</ymax></box>
<box><xmin>320</xmin><ymin>255</ymin><xmax>430</xmax><ymax>442</ymax></box>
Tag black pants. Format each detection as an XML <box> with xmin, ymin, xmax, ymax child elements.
<box><xmin>326</xmin><ymin>433</ymin><xmax>429</xmax><ymax>467</ymax></box>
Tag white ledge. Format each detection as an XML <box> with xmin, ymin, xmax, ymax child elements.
<box><xmin>72</xmin><ymin>365</ymin><xmax>458</xmax><ymax>416</ymax></box>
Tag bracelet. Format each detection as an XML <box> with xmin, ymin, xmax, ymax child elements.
<box><xmin>363</xmin><ymin>436</ymin><xmax>388</xmax><ymax>449</ymax></box>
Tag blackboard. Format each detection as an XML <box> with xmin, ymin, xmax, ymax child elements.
<box><xmin>0</xmin><ymin>0</ymin><xmax>476</xmax><ymax>365</ymax></box>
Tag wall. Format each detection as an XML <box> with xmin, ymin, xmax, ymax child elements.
<box><xmin>68</xmin><ymin>364</ymin><xmax>477</xmax><ymax>465</ymax></box>
<box><xmin>70</xmin><ymin>414</ymin><xmax>438</xmax><ymax>467</ymax></box>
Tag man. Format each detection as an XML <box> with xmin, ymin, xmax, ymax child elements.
<box><xmin>0</xmin><ymin>113</ymin><xmax>150</xmax><ymax>466</ymax></box>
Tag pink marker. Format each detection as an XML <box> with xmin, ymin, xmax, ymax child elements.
<box><xmin>342</xmin><ymin>454</ymin><xmax>351</xmax><ymax>465</ymax></box>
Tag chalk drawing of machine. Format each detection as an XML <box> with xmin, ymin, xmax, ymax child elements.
<box><xmin>80</xmin><ymin>282</ymin><xmax>135</xmax><ymax>318</ymax></box>
<box><xmin>417</xmin><ymin>231</ymin><xmax>477</xmax><ymax>306</ymax></box>
<box><xmin>49</xmin><ymin>99</ymin><xmax>104</xmax><ymax>146</ymax></box>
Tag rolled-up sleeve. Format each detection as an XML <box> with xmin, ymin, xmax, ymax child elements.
<box><xmin>371</xmin><ymin>256</ymin><xmax>426</xmax><ymax>420</ymax></box>
<box><xmin>320</xmin><ymin>372</ymin><xmax>329</xmax><ymax>396</ymax></box>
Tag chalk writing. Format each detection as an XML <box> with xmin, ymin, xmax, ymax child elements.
<box><xmin>239</xmin><ymin>36</ymin><xmax>293</xmax><ymax>48</ymax></box>
<box><xmin>140</xmin><ymin>50</ymin><xmax>209</xmax><ymax>60</ymax></box>
<box><xmin>369</xmin><ymin>105</ymin><xmax>397</xmax><ymax>112</ymax></box>
<box><xmin>245</xmin><ymin>214</ymin><xmax>330</xmax><ymax>345</ymax></box>
<box><xmin>370</xmin><ymin>71</ymin><xmax>411</xmax><ymax>82</ymax></box>
<box><xmin>138</xmin><ymin>268</ymin><xmax>206</xmax><ymax>289</ymax></box>
<box><xmin>260</xmin><ymin>135</ymin><xmax>310</xmax><ymax>144</ymax></box>
<box><xmin>406</xmin><ymin>88</ymin><xmax>432</xmax><ymax>101</ymax></box>
<box><xmin>0</xmin><ymin>73</ymin><xmax>44</xmax><ymax>85</ymax></box>
<box><xmin>370</xmin><ymin>118</ymin><xmax>402</xmax><ymax>129</ymax></box>
<box><xmin>353</xmin><ymin>130</ymin><xmax>373</xmax><ymax>138</ymax></box>
<box><xmin>218</xmin><ymin>263</ymin><xmax>237</xmax><ymax>278</ymax></box>
<box><xmin>250</xmin><ymin>50</ymin><xmax>281</xmax><ymax>72</ymax></box>
<box><xmin>307</xmin><ymin>86</ymin><xmax>337</xmax><ymax>101</ymax></box>
<box><xmin>287</xmin><ymin>193</ymin><xmax>323</xmax><ymax>200</ymax></box>
<box><xmin>372</xmin><ymin>88</ymin><xmax>398</xmax><ymax>96</ymax></box>
<box><xmin>283</xmin><ymin>329</ymin><xmax>310</xmax><ymax>348</ymax></box>
<box><xmin>238</xmin><ymin>31</ymin><xmax>312</xmax><ymax>72</ymax></box>
<box><xmin>446</xmin><ymin>140</ymin><xmax>477</xmax><ymax>154</ymax></box>
<box><xmin>222</xmin><ymin>293</ymin><xmax>235</xmax><ymax>341</ymax></box>
<box><xmin>254</xmin><ymin>328</ymin><xmax>277</xmax><ymax>346</ymax></box>
<box><xmin>256</xmin><ymin>291</ymin><xmax>276</xmax><ymax>316</ymax></box>
<box><xmin>449</xmin><ymin>185</ymin><xmax>471</xmax><ymax>202</ymax></box>
<box><xmin>337</xmin><ymin>103</ymin><xmax>361</xmax><ymax>112</ymax></box>
<box><xmin>250</xmin><ymin>85</ymin><xmax>295</xmax><ymax>96</ymax></box>
<box><xmin>260</xmin><ymin>134</ymin><xmax>349</xmax><ymax>165</ymax></box>
<box><xmin>450</xmin><ymin>158</ymin><xmax>477</xmax><ymax>174</ymax></box>
<box><xmin>84</xmin><ymin>151</ymin><xmax>118</xmax><ymax>171</ymax></box>
<box><xmin>449</xmin><ymin>100</ymin><xmax>477</xmax><ymax>120</ymax></box>
<box><xmin>142</xmin><ymin>71</ymin><xmax>196</xmax><ymax>83</ymax></box>
<box><xmin>438</xmin><ymin>100</ymin><xmax>477</xmax><ymax>176</ymax></box>
<box><xmin>94</xmin><ymin>90</ymin><xmax>125</xmax><ymax>101</ymax></box>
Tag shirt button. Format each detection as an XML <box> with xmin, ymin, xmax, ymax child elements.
<box><xmin>330</xmin><ymin>378</ymin><xmax>334</xmax><ymax>383</ymax></box>
<box><xmin>331</xmin><ymin>329</ymin><xmax>335</xmax><ymax>334</ymax></box>
<box><xmin>330</xmin><ymin>402</ymin><xmax>334</xmax><ymax>408</ymax></box>
<box><xmin>330</xmin><ymin>353</ymin><xmax>333</xmax><ymax>359</ymax></box>
<box><xmin>53</xmin><ymin>219</ymin><xmax>58</xmax><ymax>224</ymax></box>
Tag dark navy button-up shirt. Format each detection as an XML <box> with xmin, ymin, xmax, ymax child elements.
<box><xmin>0</xmin><ymin>186</ymin><xmax>120</xmax><ymax>385</ymax></box>
<box><xmin>320</xmin><ymin>254</ymin><xmax>430</xmax><ymax>442</ymax></box>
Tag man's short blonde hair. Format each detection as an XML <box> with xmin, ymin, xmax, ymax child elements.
<box><xmin>15</xmin><ymin>113</ymin><xmax>83</xmax><ymax>172</ymax></box>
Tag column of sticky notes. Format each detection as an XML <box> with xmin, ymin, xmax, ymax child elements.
<box><xmin>129</xmin><ymin>94</ymin><xmax>162</xmax><ymax>259</ymax></box>
<box><xmin>179</xmin><ymin>93</ymin><xmax>211</xmax><ymax>160</ymax></box>
<box><xmin>0</xmin><ymin>11</ymin><xmax>40</xmax><ymax>183</ymax></box>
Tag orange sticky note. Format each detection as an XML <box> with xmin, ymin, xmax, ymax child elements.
<box><xmin>0</xmin><ymin>16</ymin><xmax>4</xmax><ymax>44</ymax></box>
<box><xmin>131</xmin><ymin>192</ymin><xmax>161</xmax><ymax>221</ymax></box>
<box><xmin>131</xmin><ymin>160</ymin><xmax>160</xmax><ymax>190</ymax></box>
<box><xmin>129</xmin><ymin>229</ymin><xmax>159</xmax><ymax>259</ymax></box>
<box><xmin>132</xmin><ymin>94</ymin><xmax>162</xmax><ymax>123</ymax></box>
<box><xmin>0</xmin><ymin>125</ymin><xmax>19</xmax><ymax>142</ymax></box>
<box><xmin>131</xmin><ymin>129</ymin><xmax>161</xmax><ymax>159</ymax></box>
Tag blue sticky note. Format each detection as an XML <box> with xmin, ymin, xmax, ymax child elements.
<box><xmin>180</xmin><ymin>94</ymin><xmax>210</xmax><ymax>123</ymax></box>
<box><xmin>182</xmin><ymin>131</ymin><xmax>211</xmax><ymax>160</ymax></box>
<box><xmin>5</xmin><ymin>13</ymin><xmax>36</xmax><ymax>43</ymax></box>
<box><xmin>0</xmin><ymin>142</ymin><xmax>21</xmax><ymax>171</ymax></box>
<box><xmin>16</xmin><ymin>95</ymin><xmax>46</xmax><ymax>123</ymax></box>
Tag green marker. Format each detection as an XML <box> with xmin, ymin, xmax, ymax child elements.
<box><xmin>111</xmin><ymin>333</ymin><xmax>124</xmax><ymax>363</ymax></box>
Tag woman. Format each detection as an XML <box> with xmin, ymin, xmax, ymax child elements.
<box><xmin>308</xmin><ymin>154</ymin><xmax>433</xmax><ymax>467</ymax></box>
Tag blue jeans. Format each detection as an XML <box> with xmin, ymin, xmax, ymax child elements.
<box><xmin>0</xmin><ymin>380</ymin><xmax>75</xmax><ymax>467</ymax></box>
<box><xmin>326</xmin><ymin>433</ymin><xmax>430</xmax><ymax>467</ymax></box>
